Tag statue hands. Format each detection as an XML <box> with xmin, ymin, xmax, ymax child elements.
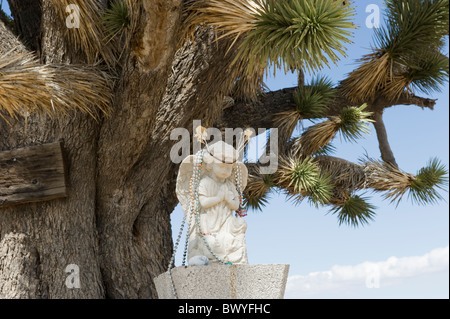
<box><xmin>199</xmin><ymin>181</ymin><xmax>240</xmax><ymax>211</ymax></box>
<box><xmin>223</xmin><ymin>188</ymin><xmax>239</xmax><ymax>211</ymax></box>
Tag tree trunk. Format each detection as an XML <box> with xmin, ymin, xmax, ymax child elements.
<box><xmin>0</xmin><ymin>1</ymin><xmax>234</xmax><ymax>299</ymax></box>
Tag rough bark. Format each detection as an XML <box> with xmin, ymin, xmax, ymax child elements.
<box><xmin>0</xmin><ymin>1</ymin><xmax>239</xmax><ymax>299</ymax></box>
<box><xmin>1</xmin><ymin>4</ymin><xmax>104</xmax><ymax>296</ymax></box>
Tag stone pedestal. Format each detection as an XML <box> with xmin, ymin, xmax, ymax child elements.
<box><xmin>153</xmin><ymin>264</ymin><xmax>289</xmax><ymax>299</ymax></box>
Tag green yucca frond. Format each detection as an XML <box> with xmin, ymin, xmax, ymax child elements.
<box><xmin>275</xmin><ymin>76</ymin><xmax>335</xmax><ymax>142</ymax></box>
<box><xmin>288</xmin><ymin>157</ymin><xmax>320</xmax><ymax>193</ymax></box>
<box><xmin>294</xmin><ymin>76</ymin><xmax>335</xmax><ymax>117</ymax></box>
<box><xmin>102</xmin><ymin>0</ymin><xmax>130</xmax><ymax>42</ymax></box>
<box><xmin>337</xmin><ymin>104</ymin><xmax>374</xmax><ymax>142</ymax></box>
<box><xmin>295</xmin><ymin>104</ymin><xmax>372</xmax><ymax>156</ymax></box>
<box><xmin>240</xmin><ymin>0</ymin><xmax>355</xmax><ymax>74</ymax></box>
<box><xmin>275</xmin><ymin>156</ymin><xmax>335</xmax><ymax>207</ymax></box>
<box><xmin>308</xmin><ymin>173</ymin><xmax>334</xmax><ymax>207</ymax></box>
<box><xmin>342</xmin><ymin>0</ymin><xmax>449</xmax><ymax>101</ymax></box>
<box><xmin>186</xmin><ymin>0</ymin><xmax>355</xmax><ymax>80</ymax></box>
<box><xmin>329</xmin><ymin>194</ymin><xmax>376</xmax><ymax>227</ymax></box>
<box><xmin>378</xmin><ymin>0</ymin><xmax>449</xmax><ymax>56</ymax></box>
<box><xmin>362</xmin><ymin>157</ymin><xmax>448</xmax><ymax>206</ymax></box>
<box><xmin>409</xmin><ymin>158</ymin><xmax>449</xmax><ymax>205</ymax></box>
<box><xmin>406</xmin><ymin>50</ymin><xmax>449</xmax><ymax>95</ymax></box>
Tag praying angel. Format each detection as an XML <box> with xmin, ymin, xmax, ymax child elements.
<box><xmin>176</xmin><ymin>140</ymin><xmax>249</xmax><ymax>265</ymax></box>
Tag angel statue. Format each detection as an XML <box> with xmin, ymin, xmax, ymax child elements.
<box><xmin>176</xmin><ymin>133</ymin><xmax>250</xmax><ymax>266</ymax></box>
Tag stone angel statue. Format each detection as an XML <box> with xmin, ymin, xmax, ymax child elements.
<box><xmin>176</xmin><ymin>140</ymin><xmax>249</xmax><ymax>266</ymax></box>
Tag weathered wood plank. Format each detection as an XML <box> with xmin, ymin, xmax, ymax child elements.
<box><xmin>0</xmin><ymin>142</ymin><xmax>67</xmax><ymax>208</ymax></box>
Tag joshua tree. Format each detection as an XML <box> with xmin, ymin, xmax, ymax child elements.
<box><xmin>0</xmin><ymin>0</ymin><xmax>448</xmax><ymax>298</ymax></box>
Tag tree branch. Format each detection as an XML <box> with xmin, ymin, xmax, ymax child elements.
<box><xmin>372</xmin><ymin>111</ymin><xmax>398</xmax><ymax>167</ymax></box>
<box><xmin>7</xmin><ymin>0</ymin><xmax>42</xmax><ymax>52</ymax></box>
<box><xmin>219</xmin><ymin>84</ymin><xmax>438</xmax><ymax>130</ymax></box>
<box><xmin>376</xmin><ymin>91</ymin><xmax>437</xmax><ymax>111</ymax></box>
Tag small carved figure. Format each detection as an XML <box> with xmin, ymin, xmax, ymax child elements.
<box><xmin>176</xmin><ymin>140</ymin><xmax>249</xmax><ymax>265</ymax></box>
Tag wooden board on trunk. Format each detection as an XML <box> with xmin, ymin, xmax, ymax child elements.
<box><xmin>0</xmin><ymin>142</ymin><xmax>67</xmax><ymax>208</ymax></box>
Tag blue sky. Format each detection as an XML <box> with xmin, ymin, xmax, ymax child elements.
<box><xmin>2</xmin><ymin>1</ymin><xmax>448</xmax><ymax>299</ymax></box>
<box><xmin>247</xmin><ymin>1</ymin><xmax>449</xmax><ymax>298</ymax></box>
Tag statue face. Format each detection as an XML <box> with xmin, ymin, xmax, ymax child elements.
<box><xmin>212</xmin><ymin>162</ymin><xmax>234</xmax><ymax>180</ymax></box>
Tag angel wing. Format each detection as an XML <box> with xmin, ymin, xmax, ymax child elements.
<box><xmin>176</xmin><ymin>155</ymin><xmax>195</xmax><ymax>216</ymax></box>
<box><xmin>175</xmin><ymin>154</ymin><xmax>209</xmax><ymax>216</ymax></box>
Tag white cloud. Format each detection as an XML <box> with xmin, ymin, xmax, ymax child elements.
<box><xmin>285</xmin><ymin>245</ymin><xmax>449</xmax><ymax>298</ymax></box>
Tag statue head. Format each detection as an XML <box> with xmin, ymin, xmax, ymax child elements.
<box><xmin>204</xmin><ymin>141</ymin><xmax>239</xmax><ymax>180</ymax></box>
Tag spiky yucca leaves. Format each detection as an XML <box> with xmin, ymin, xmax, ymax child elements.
<box><xmin>263</xmin><ymin>154</ymin><xmax>447</xmax><ymax>226</ymax></box>
<box><xmin>185</xmin><ymin>0</ymin><xmax>355</xmax><ymax>97</ymax></box>
<box><xmin>405</xmin><ymin>50</ymin><xmax>449</xmax><ymax>96</ymax></box>
<box><xmin>49</xmin><ymin>0</ymin><xmax>118</xmax><ymax>66</ymax></box>
<box><xmin>362</xmin><ymin>157</ymin><xmax>448</xmax><ymax>205</ymax></box>
<box><xmin>276</xmin><ymin>156</ymin><xmax>333</xmax><ymax>207</ymax></box>
<box><xmin>275</xmin><ymin>76</ymin><xmax>335</xmax><ymax>142</ymax></box>
<box><xmin>294</xmin><ymin>104</ymin><xmax>373</xmax><ymax>156</ymax></box>
<box><xmin>0</xmin><ymin>51</ymin><xmax>112</xmax><ymax>120</ymax></box>
<box><xmin>244</xmin><ymin>166</ymin><xmax>275</xmax><ymax>211</ymax></box>
<box><xmin>338</xmin><ymin>104</ymin><xmax>374</xmax><ymax>142</ymax></box>
<box><xmin>240</xmin><ymin>0</ymin><xmax>355</xmax><ymax>74</ymax></box>
<box><xmin>329</xmin><ymin>194</ymin><xmax>376</xmax><ymax>227</ymax></box>
<box><xmin>341</xmin><ymin>0</ymin><xmax>449</xmax><ymax>101</ymax></box>
<box><xmin>281</xmin><ymin>157</ymin><xmax>319</xmax><ymax>194</ymax></box>
<box><xmin>102</xmin><ymin>0</ymin><xmax>130</xmax><ymax>44</ymax></box>
<box><xmin>307</xmin><ymin>173</ymin><xmax>334</xmax><ymax>207</ymax></box>
<box><xmin>410</xmin><ymin>158</ymin><xmax>449</xmax><ymax>204</ymax></box>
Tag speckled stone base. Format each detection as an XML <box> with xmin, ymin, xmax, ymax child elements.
<box><xmin>153</xmin><ymin>264</ymin><xmax>290</xmax><ymax>299</ymax></box>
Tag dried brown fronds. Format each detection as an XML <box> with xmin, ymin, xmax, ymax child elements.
<box><xmin>340</xmin><ymin>52</ymin><xmax>390</xmax><ymax>102</ymax></box>
<box><xmin>0</xmin><ymin>51</ymin><xmax>113</xmax><ymax>120</ymax></box>
<box><xmin>244</xmin><ymin>164</ymin><xmax>274</xmax><ymax>211</ymax></box>
<box><xmin>297</xmin><ymin>119</ymin><xmax>340</xmax><ymax>156</ymax></box>
<box><xmin>245</xmin><ymin>173</ymin><xmax>271</xmax><ymax>199</ymax></box>
<box><xmin>49</xmin><ymin>0</ymin><xmax>118</xmax><ymax>66</ymax></box>
<box><xmin>315</xmin><ymin>156</ymin><xmax>366</xmax><ymax>190</ymax></box>
<box><xmin>184</xmin><ymin>0</ymin><xmax>262</xmax><ymax>44</ymax></box>
<box><xmin>340</xmin><ymin>52</ymin><xmax>417</xmax><ymax>102</ymax></box>
<box><xmin>363</xmin><ymin>159</ymin><xmax>416</xmax><ymax>203</ymax></box>
<box><xmin>274</xmin><ymin>110</ymin><xmax>303</xmax><ymax>144</ymax></box>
